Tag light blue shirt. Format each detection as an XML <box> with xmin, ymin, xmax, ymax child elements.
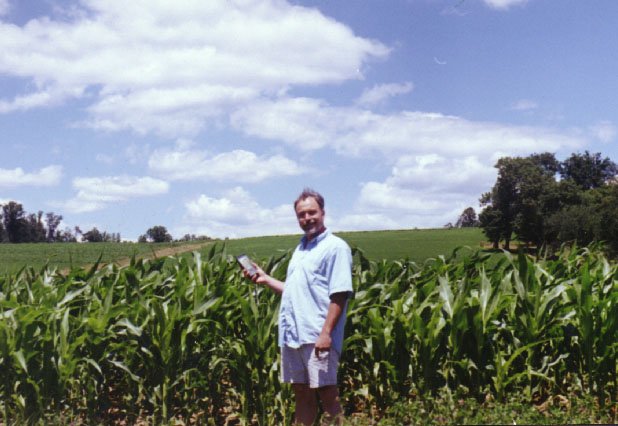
<box><xmin>278</xmin><ymin>229</ymin><xmax>353</xmax><ymax>354</ymax></box>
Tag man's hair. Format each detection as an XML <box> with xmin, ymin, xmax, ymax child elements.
<box><xmin>294</xmin><ymin>188</ymin><xmax>325</xmax><ymax>211</ymax></box>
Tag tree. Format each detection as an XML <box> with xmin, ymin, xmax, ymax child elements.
<box><xmin>560</xmin><ymin>151</ymin><xmax>618</xmax><ymax>190</ymax></box>
<box><xmin>25</xmin><ymin>211</ymin><xmax>46</xmax><ymax>242</ymax></box>
<box><xmin>0</xmin><ymin>201</ymin><xmax>121</xmax><ymax>244</ymax></box>
<box><xmin>74</xmin><ymin>226</ymin><xmax>83</xmax><ymax>240</ymax></box>
<box><xmin>590</xmin><ymin>183</ymin><xmax>618</xmax><ymax>254</ymax></box>
<box><xmin>2</xmin><ymin>202</ymin><xmax>28</xmax><ymax>243</ymax></box>
<box><xmin>82</xmin><ymin>227</ymin><xmax>104</xmax><ymax>242</ymax></box>
<box><xmin>145</xmin><ymin>226</ymin><xmax>172</xmax><ymax>243</ymax></box>
<box><xmin>479</xmin><ymin>153</ymin><xmax>559</xmax><ymax>249</ymax></box>
<box><xmin>479</xmin><ymin>151</ymin><xmax>618</xmax><ymax>252</ymax></box>
<box><xmin>478</xmin><ymin>205</ymin><xmax>503</xmax><ymax>249</ymax></box>
<box><xmin>545</xmin><ymin>204</ymin><xmax>601</xmax><ymax>248</ymax></box>
<box><xmin>56</xmin><ymin>227</ymin><xmax>77</xmax><ymax>242</ymax></box>
<box><xmin>530</xmin><ymin>152</ymin><xmax>561</xmax><ymax>175</ymax></box>
<box><xmin>455</xmin><ymin>207</ymin><xmax>479</xmax><ymax>228</ymax></box>
<box><xmin>45</xmin><ymin>212</ymin><xmax>63</xmax><ymax>242</ymax></box>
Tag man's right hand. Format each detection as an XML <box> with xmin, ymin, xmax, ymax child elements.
<box><xmin>243</xmin><ymin>264</ymin><xmax>285</xmax><ymax>294</ymax></box>
<box><xmin>244</xmin><ymin>263</ymin><xmax>264</xmax><ymax>283</ymax></box>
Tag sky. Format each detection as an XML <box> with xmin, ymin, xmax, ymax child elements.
<box><xmin>1</xmin><ymin>0</ymin><xmax>617</xmax><ymax>241</ymax></box>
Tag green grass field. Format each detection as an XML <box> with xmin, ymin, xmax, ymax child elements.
<box><xmin>219</xmin><ymin>227</ymin><xmax>486</xmax><ymax>263</ymax></box>
<box><xmin>0</xmin><ymin>228</ymin><xmax>487</xmax><ymax>274</ymax></box>
<box><xmin>0</xmin><ymin>240</ymin><xmax>206</xmax><ymax>274</ymax></box>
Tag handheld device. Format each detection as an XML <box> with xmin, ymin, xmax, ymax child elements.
<box><xmin>236</xmin><ymin>254</ymin><xmax>258</xmax><ymax>276</ymax></box>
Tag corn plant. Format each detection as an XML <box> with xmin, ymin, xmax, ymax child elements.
<box><xmin>1</xmin><ymin>243</ymin><xmax>617</xmax><ymax>424</ymax></box>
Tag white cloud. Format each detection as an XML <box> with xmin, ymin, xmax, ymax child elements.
<box><xmin>387</xmin><ymin>154</ymin><xmax>496</xmax><ymax>194</ymax></box>
<box><xmin>232</xmin><ymin>97</ymin><xmax>584</xmax><ymax>158</ymax></box>
<box><xmin>356</xmin><ymin>82</ymin><xmax>414</xmax><ymax>106</ymax></box>
<box><xmin>229</xmin><ymin>95</ymin><xmax>586</xmax><ymax>233</ymax></box>
<box><xmin>337</xmin><ymin>154</ymin><xmax>496</xmax><ymax>230</ymax></box>
<box><xmin>0</xmin><ymin>165</ymin><xmax>62</xmax><ymax>187</ymax></box>
<box><xmin>0</xmin><ymin>85</ymin><xmax>85</xmax><ymax>113</ymax></box>
<box><xmin>232</xmin><ymin>97</ymin><xmax>340</xmax><ymax>151</ymax></box>
<box><xmin>63</xmin><ymin>175</ymin><xmax>169</xmax><ymax>213</ymax></box>
<box><xmin>183</xmin><ymin>187</ymin><xmax>299</xmax><ymax>238</ymax></box>
<box><xmin>357</xmin><ymin>181</ymin><xmax>446</xmax><ymax>213</ymax></box>
<box><xmin>483</xmin><ymin>0</ymin><xmax>528</xmax><ymax>10</ymax></box>
<box><xmin>589</xmin><ymin>121</ymin><xmax>616</xmax><ymax>143</ymax></box>
<box><xmin>83</xmin><ymin>85</ymin><xmax>258</xmax><ymax>137</ymax></box>
<box><xmin>0</xmin><ymin>0</ymin><xmax>388</xmax><ymax>136</ymax></box>
<box><xmin>338</xmin><ymin>180</ymin><xmax>480</xmax><ymax>231</ymax></box>
<box><xmin>149</xmin><ymin>146</ymin><xmax>306</xmax><ymax>182</ymax></box>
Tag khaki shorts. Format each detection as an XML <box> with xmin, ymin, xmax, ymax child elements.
<box><xmin>281</xmin><ymin>344</ymin><xmax>340</xmax><ymax>389</ymax></box>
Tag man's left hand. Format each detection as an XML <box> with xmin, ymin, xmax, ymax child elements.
<box><xmin>315</xmin><ymin>332</ymin><xmax>332</xmax><ymax>357</ymax></box>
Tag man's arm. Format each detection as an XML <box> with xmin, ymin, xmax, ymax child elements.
<box><xmin>314</xmin><ymin>292</ymin><xmax>348</xmax><ymax>355</ymax></box>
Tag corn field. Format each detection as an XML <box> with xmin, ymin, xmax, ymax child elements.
<box><xmin>0</xmin><ymin>244</ymin><xmax>617</xmax><ymax>424</ymax></box>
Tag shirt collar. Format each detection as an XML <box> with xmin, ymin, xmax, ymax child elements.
<box><xmin>300</xmin><ymin>228</ymin><xmax>330</xmax><ymax>249</ymax></box>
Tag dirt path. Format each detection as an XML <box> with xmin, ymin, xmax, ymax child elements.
<box><xmin>113</xmin><ymin>241</ymin><xmax>214</xmax><ymax>268</ymax></box>
<box><xmin>58</xmin><ymin>241</ymin><xmax>214</xmax><ymax>275</ymax></box>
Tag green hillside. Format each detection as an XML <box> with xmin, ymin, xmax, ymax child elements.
<box><xmin>219</xmin><ymin>227</ymin><xmax>486</xmax><ymax>263</ymax></box>
<box><xmin>0</xmin><ymin>241</ymin><xmax>205</xmax><ymax>274</ymax></box>
<box><xmin>0</xmin><ymin>228</ymin><xmax>487</xmax><ymax>274</ymax></box>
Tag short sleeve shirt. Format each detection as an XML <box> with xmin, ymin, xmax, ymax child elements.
<box><xmin>278</xmin><ymin>229</ymin><xmax>353</xmax><ymax>354</ymax></box>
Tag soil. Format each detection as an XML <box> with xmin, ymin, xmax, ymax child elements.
<box><xmin>58</xmin><ymin>241</ymin><xmax>213</xmax><ymax>275</ymax></box>
<box><xmin>113</xmin><ymin>242</ymin><xmax>212</xmax><ymax>268</ymax></box>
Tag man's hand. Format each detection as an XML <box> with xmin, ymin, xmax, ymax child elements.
<box><xmin>243</xmin><ymin>263</ymin><xmax>266</xmax><ymax>283</ymax></box>
<box><xmin>315</xmin><ymin>331</ymin><xmax>332</xmax><ymax>357</ymax></box>
<box><xmin>243</xmin><ymin>263</ymin><xmax>285</xmax><ymax>294</ymax></box>
<box><xmin>315</xmin><ymin>292</ymin><xmax>347</xmax><ymax>357</ymax></box>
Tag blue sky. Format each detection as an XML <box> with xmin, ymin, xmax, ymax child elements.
<box><xmin>1</xmin><ymin>0</ymin><xmax>616</xmax><ymax>240</ymax></box>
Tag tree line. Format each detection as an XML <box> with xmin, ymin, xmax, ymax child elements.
<box><xmin>0</xmin><ymin>201</ymin><xmax>121</xmax><ymax>243</ymax></box>
<box><xmin>0</xmin><ymin>201</ymin><xmax>212</xmax><ymax>243</ymax></box>
<box><xmin>477</xmin><ymin>150</ymin><xmax>618</xmax><ymax>253</ymax></box>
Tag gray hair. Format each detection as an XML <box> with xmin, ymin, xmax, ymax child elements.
<box><xmin>294</xmin><ymin>188</ymin><xmax>325</xmax><ymax>211</ymax></box>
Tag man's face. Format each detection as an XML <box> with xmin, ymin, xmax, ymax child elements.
<box><xmin>295</xmin><ymin>197</ymin><xmax>325</xmax><ymax>241</ymax></box>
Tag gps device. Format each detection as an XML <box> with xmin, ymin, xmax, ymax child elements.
<box><xmin>236</xmin><ymin>254</ymin><xmax>258</xmax><ymax>276</ymax></box>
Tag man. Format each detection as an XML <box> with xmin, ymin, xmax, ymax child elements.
<box><xmin>247</xmin><ymin>188</ymin><xmax>353</xmax><ymax>425</ymax></box>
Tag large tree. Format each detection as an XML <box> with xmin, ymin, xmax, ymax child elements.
<box><xmin>145</xmin><ymin>226</ymin><xmax>172</xmax><ymax>243</ymax></box>
<box><xmin>0</xmin><ymin>201</ymin><xmax>116</xmax><ymax>244</ymax></box>
<box><xmin>545</xmin><ymin>204</ymin><xmax>601</xmax><ymax>248</ymax></box>
<box><xmin>479</xmin><ymin>151</ymin><xmax>618</xmax><ymax>252</ymax></box>
<box><xmin>479</xmin><ymin>153</ymin><xmax>560</xmax><ymax>249</ymax></box>
<box><xmin>2</xmin><ymin>201</ymin><xmax>28</xmax><ymax>243</ymax></box>
<box><xmin>45</xmin><ymin>212</ymin><xmax>63</xmax><ymax>242</ymax></box>
<box><xmin>479</xmin><ymin>153</ymin><xmax>559</xmax><ymax>249</ymax></box>
<box><xmin>455</xmin><ymin>207</ymin><xmax>479</xmax><ymax>228</ymax></box>
<box><xmin>82</xmin><ymin>227</ymin><xmax>104</xmax><ymax>243</ymax></box>
<box><xmin>25</xmin><ymin>211</ymin><xmax>47</xmax><ymax>243</ymax></box>
<box><xmin>560</xmin><ymin>151</ymin><xmax>618</xmax><ymax>190</ymax></box>
<box><xmin>478</xmin><ymin>205</ymin><xmax>504</xmax><ymax>249</ymax></box>
<box><xmin>589</xmin><ymin>183</ymin><xmax>618</xmax><ymax>254</ymax></box>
